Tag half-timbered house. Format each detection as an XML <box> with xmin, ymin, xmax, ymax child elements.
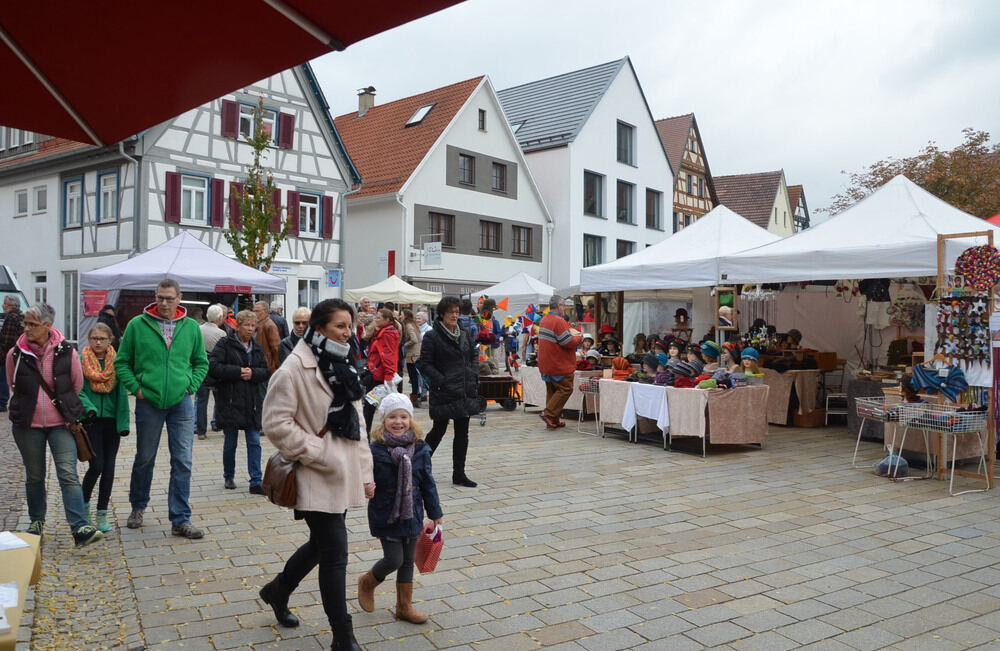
<box><xmin>655</xmin><ymin>113</ymin><xmax>718</xmax><ymax>232</ymax></box>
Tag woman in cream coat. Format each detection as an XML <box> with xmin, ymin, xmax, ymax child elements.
<box><xmin>260</xmin><ymin>298</ymin><xmax>373</xmax><ymax>651</ymax></box>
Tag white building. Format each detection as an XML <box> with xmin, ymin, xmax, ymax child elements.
<box><xmin>0</xmin><ymin>63</ymin><xmax>357</xmax><ymax>340</ymax></box>
<box><xmin>497</xmin><ymin>57</ymin><xmax>675</xmax><ymax>290</ymax></box>
<box><xmin>333</xmin><ymin>77</ymin><xmax>552</xmax><ymax>298</ymax></box>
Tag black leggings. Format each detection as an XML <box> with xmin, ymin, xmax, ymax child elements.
<box><xmin>372</xmin><ymin>536</ymin><xmax>417</xmax><ymax>583</ymax></box>
<box><xmin>425</xmin><ymin>417</ymin><xmax>471</xmax><ymax>477</ymax></box>
<box><xmin>407</xmin><ymin>362</ymin><xmax>421</xmax><ymax>396</ymax></box>
<box><xmin>81</xmin><ymin>418</ymin><xmax>121</xmax><ymax>510</ymax></box>
<box><xmin>276</xmin><ymin>511</ymin><xmax>351</xmax><ymax>627</ymax></box>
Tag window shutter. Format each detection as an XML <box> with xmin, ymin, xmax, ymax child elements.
<box><xmin>322</xmin><ymin>195</ymin><xmax>334</xmax><ymax>238</ymax></box>
<box><xmin>286</xmin><ymin>191</ymin><xmax>300</xmax><ymax>236</ymax></box>
<box><xmin>229</xmin><ymin>182</ymin><xmax>244</xmax><ymax>229</ymax></box>
<box><xmin>164</xmin><ymin>172</ymin><xmax>181</xmax><ymax>222</ymax></box>
<box><xmin>270</xmin><ymin>189</ymin><xmax>282</xmax><ymax>232</ymax></box>
<box><xmin>278</xmin><ymin>112</ymin><xmax>295</xmax><ymax>149</ymax></box>
<box><xmin>210</xmin><ymin>178</ymin><xmax>225</xmax><ymax>226</ymax></box>
<box><xmin>221</xmin><ymin>100</ymin><xmax>238</xmax><ymax>138</ymax></box>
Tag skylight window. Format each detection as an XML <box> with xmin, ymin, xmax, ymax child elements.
<box><xmin>511</xmin><ymin>120</ymin><xmax>525</xmax><ymax>134</ymax></box>
<box><xmin>406</xmin><ymin>103</ymin><xmax>435</xmax><ymax>126</ymax></box>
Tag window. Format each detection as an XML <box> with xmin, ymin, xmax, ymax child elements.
<box><xmin>672</xmin><ymin>211</ymin><xmax>680</xmax><ymax>233</ymax></box>
<box><xmin>63</xmin><ymin>179</ymin><xmax>82</xmax><ymax>227</ymax></box>
<box><xmin>512</xmin><ymin>225</ymin><xmax>532</xmax><ymax>256</ymax></box>
<box><xmin>684</xmin><ymin>214</ymin><xmax>693</xmax><ymax>227</ymax></box>
<box><xmin>583</xmin><ymin>171</ymin><xmax>604</xmax><ymax>217</ymax></box>
<box><xmin>616</xmin><ymin>180</ymin><xmax>635</xmax><ymax>224</ymax></box>
<box><xmin>181</xmin><ymin>175</ymin><xmax>209</xmax><ymax>224</ymax></box>
<box><xmin>685</xmin><ymin>174</ymin><xmax>694</xmax><ymax>195</ymax></box>
<box><xmin>458</xmin><ymin>154</ymin><xmax>475</xmax><ymax>184</ymax></box>
<box><xmin>688</xmin><ymin>136</ymin><xmax>698</xmax><ymax>153</ymax></box>
<box><xmin>616</xmin><ymin>239</ymin><xmax>635</xmax><ymax>259</ymax></box>
<box><xmin>616</xmin><ymin>121</ymin><xmax>634</xmax><ymax>164</ymax></box>
<box><xmin>583</xmin><ymin>234</ymin><xmax>604</xmax><ymax>267</ymax></box>
<box><xmin>239</xmin><ymin>103</ymin><xmax>277</xmax><ymax>141</ymax></box>
<box><xmin>97</xmin><ymin>171</ymin><xmax>118</xmax><ymax>222</ymax></box>
<box><xmin>406</xmin><ymin>103</ymin><xmax>435</xmax><ymax>126</ymax></box>
<box><xmin>478</xmin><ymin>109</ymin><xmax>486</xmax><ymax>131</ymax></box>
<box><xmin>298</xmin><ymin>193</ymin><xmax>320</xmax><ymax>236</ymax></box>
<box><xmin>480</xmin><ymin>220</ymin><xmax>501</xmax><ymax>252</ymax></box>
<box><xmin>0</xmin><ymin>129</ymin><xmax>5</xmax><ymax>150</ymax></box>
<box><xmin>14</xmin><ymin>189</ymin><xmax>27</xmax><ymax>216</ymax></box>
<box><xmin>784</xmin><ymin>210</ymin><xmax>788</xmax><ymax>228</ymax></box>
<box><xmin>22</xmin><ymin>132</ymin><xmax>33</xmax><ymax>145</ymax></box>
<box><xmin>63</xmin><ymin>271</ymin><xmax>78</xmax><ymax>341</ymax></box>
<box><xmin>33</xmin><ymin>272</ymin><xmax>47</xmax><ymax>304</ymax></box>
<box><xmin>774</xmin><ymin>207</ymin><xmax>778</xmax><ymax>223</ymax></box>
<box><xmin>34</xmin><ymin>186</ymin><xmax>47</xmax><ymax>213</ymax></box>
<box><xmin>698</xmin><ymin>177</ymin><xmax>704</xmax><ymax>199</ymax></box>
<box><xmin>510</xmin><ymin>120</ymin><xmax>525</xmax><ymax>134</ymax></box>
<box><xmin>428</xmin><ymin>212</ymin><xmax>455</xmax><ymax>247</ymax></box>
<box><xmin>298</xmin><ymin>279</ymin><xmax>319</xmax><ymax>308</ymax></box>
<box><xmin>491</xmin><ymin>163</ymin><xmax>506</xmax><ymax>192</ymax></box>
<box><xmin>645</xmin><ymin>189</ymin><xmax>662</xmax><ymax>229</ymax></box>
<box><xmin>9</xmin><ymin>129</ymin><xmax>22</xmax><ymax>148</ymax></box>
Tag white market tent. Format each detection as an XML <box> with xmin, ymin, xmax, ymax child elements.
<box><xmin>343</xmin><ymin>274</ymin><xmax>442</xmax><ymax>305</ymax></box>
<box><xmin>719</xmin><ymin>175</ymin><xmax>1000</xmax><ymax>283</ymax></box>
<box><xmin>471</xmin><ymin>272</ymin><xmax>554</xmax><ymax>315</ymax></box>
<box><xmin>579</xmin><ymin>205</ymin><xmax>782</xmax><ymax>292</ymax></box>
<box><xmin>80</xmin><ymin>231</ymin><xmax>286</xmax><ymax>293</ymax></box>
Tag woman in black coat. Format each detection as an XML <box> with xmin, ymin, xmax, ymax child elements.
<box><xmin>418</xmin><ymin>296</ymin><xmax>479</xmax><ymax>487</ymax></box>
<box><xmin>209</xmin><ymin>310</ymin><xmax>271</xmax><ymax>493</ymax></box>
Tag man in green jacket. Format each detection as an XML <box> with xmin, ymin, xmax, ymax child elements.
<box><xmin>116</xmin><ymin>278</ymin><xmax>209</xmax><ymax>539</ymax></box>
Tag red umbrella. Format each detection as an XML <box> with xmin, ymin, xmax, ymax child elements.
<box><xmin>0</xmin><ymin>0</ymin><xmax>462</xmax><ymax>146</ymax></box>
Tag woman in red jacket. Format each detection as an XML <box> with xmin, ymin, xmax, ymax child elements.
<box><xmin>363</xmin><ymin>308</ymin><xmax>400</xmax><ymax>434</ymax></box>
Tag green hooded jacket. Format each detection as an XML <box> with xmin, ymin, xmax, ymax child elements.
<box><xmin>115</xmin><ymin>307</ymin><xmax>208</xmax><ymax>410</ymax></box>
<box><xmin>78</xmin><ymin>355</ymin><xmax>131</xmax><ymax>434</ymax></box>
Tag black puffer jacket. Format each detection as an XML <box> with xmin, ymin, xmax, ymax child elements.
<box><xmin>209</xmin><ymin>332</ymin><xmax>271</xmax><ymax>430</ymax></box>
<box><xmin>419</xmin><ymin>319</ymin><xmax>479</xmax><ymax>421</ymax></box>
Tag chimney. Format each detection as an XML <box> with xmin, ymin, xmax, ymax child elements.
<box><xmin>357</xmin><ymin>86</ymin><xmax>376</xmax><ymax>117</ymax></box>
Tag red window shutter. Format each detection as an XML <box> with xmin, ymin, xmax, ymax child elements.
<box><xmin>164</xmin><ymin>172</ymin><xmax>181</xmax><ymax>222</ymax></box>
<box><xmin>278</xmin><ymin>112</ymin><xmax>295</xmax><ymax>149</ymax></box>
<box><xmin>286</xmin><ymin>191</ymin><xmax>300</xmax><ymax>236</ymax></box>
<box><xmin>229</xmin><ymin>182</ymin><xmax>244</xmax><ymax>229</ymax></box>
<box><xmin>210</xmin><ymin>178</ymin><xmax>225</xmax><ymax>226</ymax></box>
<box><xmin>322</xmin><ymin>195</ymin><xmax>334</xmax><ymax>238</ymax></box>
<box><xmin>270</xmin><ymin>189</ymin><xmax>282</xmax><ymax>232</ymax></box>
<box><xmin>221</xmin><ymin>100</ymin><xmax>238</xmax><ymax>138</ymax></box>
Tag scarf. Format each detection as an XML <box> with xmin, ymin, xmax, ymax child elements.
<box><xmin>81</xmin><ymin>345</ymin><xmax>117</xmax><ymax>393</ymax></box>
<box><xmin>305</xmin><ymin>327</ymin><xmax>365</xmax><ymax>440</ymax></box>
<box><xmin>383</xmin><ymin>430</ymin><xmax>415</xmax><ymax>524</ymax></box>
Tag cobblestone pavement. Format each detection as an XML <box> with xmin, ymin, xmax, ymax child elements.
<box><xmin>9</xmin><ymin>399</ymin><xmax>1000</xmax><ymax>650</ymax></box>
<box><xmin>0</xmin><ymin>416</ymin><xmax>25</xmax><ymax>530</ymax></box>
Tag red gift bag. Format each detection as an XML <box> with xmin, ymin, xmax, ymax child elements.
<box><xmin>415</xmin><ymin>522</ymin><xmax>443</xmax><ymax>574</ymax></box>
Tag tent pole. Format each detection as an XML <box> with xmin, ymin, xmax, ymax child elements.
<box><xmin>594</xmin><ymin>292</ymin><xmax>603</xmax><ymax>336</ymax></box>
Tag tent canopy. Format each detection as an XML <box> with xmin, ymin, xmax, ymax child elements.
<box><xmin>343</xmin><ymin>275</ymin><xmax>441</xmax><ymax>305</ymax></box>
<box><xmin>720</xmin><ymin>176</ymin><xmax>1000</xmax><ymax>284</ymax></box>
<box><xmin>80</xmin><ymin>232</ymin><xmax>285</xmax><ymax>293</ymax></box>
<box><xmin>580</xmin><ymin>205</ymin><xmax>781</xmax><ymax>292</ymax></box>
<box><xmin>471</xmin><ymin>272</ymin><xmax>554</xmax><ymax>315</ymax></box>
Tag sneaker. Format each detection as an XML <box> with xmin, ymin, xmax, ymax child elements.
<box><xmin>172</xmin><ymin>522</ymin><xmax>204</xmax><ymax>539</ymax></box>
<box><xmin>248</xmin><ymin>484</ymin><xmax>265</xmax><ymax>495</ymax></box>
<box><xmin>126</xmin><ymin>509</ymin><xmax>144</xmax><ymax>529</ymax></box>
<box><xmin>96</xmin><ymin>510</ymin><xmax>111</xmax><ymax>533</ymax></box>
<box><xmin>27</xmin><ymin>520</ymin><xmax>44</xmax><ymax>536</ymax></box>
<box><xmin>197</xmin><ymin>432</ymin><xmax>207</xmax><ymax>440</ymax></box>
<box><xmin>539</xmin><ymin>413</ymin><xmax>558</xmax><ymax>430</ymax></box>
<box><xmin>224</xmin><ymin>478</ymin><xmax>236</xmax><ymax>490</ymax></box>
<box><xmin>73</xmin><ymin>524</ymin><xmax>103</xmax><ymax>547</ymax></box>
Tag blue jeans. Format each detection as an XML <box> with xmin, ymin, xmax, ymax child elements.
<box><xmin>194</xmin><ymin>383</ymin><xmax>216</xmax><ymax>434</ymax></box>
<box><xmin>130</xmin><ymin>396</ymin><xmax>195</xmax><ymax>525</ymax></box>
<box><xmin>12</xmin><ymin>424</ymin><xmax>88</xmax><ymax>530</ymax></box>
<box><xmin>222</xmin><ymin>426</ymin><xmax>262</xmax><ymax>486</ymax></box>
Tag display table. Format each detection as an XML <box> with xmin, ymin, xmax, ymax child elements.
<box><xmin>621</xmin><ymin>382</ymin><xmax>670</xmax><ymax>436</ymax></box>
<box><xmin>666</xmin><ymin>385</ymin><xmax>770</xmax><ymax>454</ymax></box>
<box><xmin>762</xmin><ymin>368</ymin><xmax>819</xmax><ymax>425</ymax></box>
<box><xmin>519</xmin><ymin>366</ymin><xmax>600</xmax><ymax>414</ymax></box>
<box><xmin>0</xmin><ymin>532</ymin><xmax>42</xmax><ymax>651</ymax></box>
<box><xmin>847</xmin><ymin>379</ymin><xmax>889</xmax><ymax>442</ymax></box>
<box><xmin>597</xmin><ymin>379</ymin><xmax>634</xmax><ymax>439</ymax></box>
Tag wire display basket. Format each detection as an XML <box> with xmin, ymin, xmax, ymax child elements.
<box><xmin>898</xmin><ymin>403</ymin><xmax>988</xmax><ymax>434</ymax></box>
<box><xmin>578</xmin><ymin>377</ymin><xmax>602</xmax><ymax>394</ymax></box>
<box><xmin>854</xmin><ymin>396</ymin><xmax>904</xmax><ymax>422</ymax></box>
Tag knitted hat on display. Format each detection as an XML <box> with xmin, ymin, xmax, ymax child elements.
<box><xmin>689</xmin><ymin>358</ymin><xmax>705</xmax><ymax>375</ymax></box>
<box><xmin>655</xmin><ymin>352</ymin><xmax>669</xmax><ymax>367</ymax></box>
<box><xmin>377</xmin><ymin>393</ymin><xmax>413</xmax><ymax>423</ymax></box>
<box><xmin>582</xmin><ymin>333</ymin><xmax>595</xmax><ymax>343</ymax></box>
<box><xmin>600</xmin><ymin>324</ymin><xmax>615</xmax><ymax>334</ymax></box>
<box><xmin>585</xmin><ymin>349</ymin><xmax>602</xmax><ymax>361</ymax></box>
<box><xmin>652</xmin><ymin>340</ymin><xmax>669</xmax><ymax>353</ymax></box>
<box><xmin>673</xmin><ymin>361</ymin><xmax>696</xmax><ymax>377</ymax></box>
<box><xmin>700</xmin><ymin>341</ymin><xmax>720</xmax><ymax>359</ymax></box>
<box><xmin>687</xmin><ymin>343</ymin><xmax>701</xmax><ymax>354</ymax></box>
<box><xmin>741</xmin><ymin>347</ymin><xmax>760</xmax><ymax>361</ymax></box>
<box><xmin>643</xmin><ymin>354</ymin><xmax>659</xmax><ymax>369</ymax></box>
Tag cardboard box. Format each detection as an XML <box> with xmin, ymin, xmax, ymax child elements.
<box><xmin>793</xmin><ymin>408</ymin><xmax>827</xmax><ymax>428</ymax></box>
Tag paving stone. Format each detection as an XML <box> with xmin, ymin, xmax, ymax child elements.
<box><xmin>730</xmin><ymin>630</ymin><xmax>799</xmax><ymax>651</ymax></box>
<box><xmin>683</xmin><ymin>620</ymin><xmax>751</xmax><ymax>646</ymax></box>
<box><xmin>831</xmin><ymin>625</ymin><xmax>903</xmax><ymax>650</ymax></box>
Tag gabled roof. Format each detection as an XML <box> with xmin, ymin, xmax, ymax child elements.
<box><xmin>333</xmin><ymin>77</ymin><xmax>484</xmax><ymax>199</ymax></box>
<box><xmin>0</xmin><ymin>136</ymin><xmax>94</xmax><ymax>171</ymax></box>
<box><xmin>787</xmin><ymin>184</ymin><xmax>803</xmax><ymax>211</ymax></box>
<box><xmin>496</xmin><ymin>58</ymin><xmax>628</xmax><ymax>153</ymax></box>
<box><xmin>713</xmin><ymin>170</ymin><xmax>784</xmax><ymax>228</ymax></box>
<box><xmin>654</xmin><ymin>114</ymin><xmax>691</xmax><ymax>174</ymax></box>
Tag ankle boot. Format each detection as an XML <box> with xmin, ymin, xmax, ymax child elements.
<box><xmin>95</xmin><ymin>510</ymin><xmax>111</xmax><ymax>532</ymax></box>
<box><xmin>260</xmin><ymin>577</ymin><xmax>299</xmax><ymax>628</ymax></box>
<box><xmin>331</xmin><ymin>620</ymin><xmax>361</xmax><ymax>651</ymax></box>
<box><xmin>395</xmin><ymin>582</ymin><xmax>428</xmax><ymax>624</ymax></box>
<box><xmin>357</xmin><ymin>570</ymin><xmax>382</xmax><ymax>612</ymax></box>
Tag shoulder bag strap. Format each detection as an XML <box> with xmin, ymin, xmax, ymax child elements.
<box><xmin>26</xmin><ymin>363</ymin><xmax>59</xmax><ymax>405</ymax></box>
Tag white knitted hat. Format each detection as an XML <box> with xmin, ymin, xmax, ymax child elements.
<box><xmin>377</xmin><ymin>392</ymin><xmax>413</xmax><ymax>423</ymax></box>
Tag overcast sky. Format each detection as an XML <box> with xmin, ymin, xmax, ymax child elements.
<box><xmin>311</xmin><ymin>0</ymin><xmax>1000</xmax><ymax>218</ymax></box>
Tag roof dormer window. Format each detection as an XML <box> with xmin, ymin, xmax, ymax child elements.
<box><xmin>406</xmin><ymin>103</ymin><xmax>435</xmax><ymax>127</ymax></box>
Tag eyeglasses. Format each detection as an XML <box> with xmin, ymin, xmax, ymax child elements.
<box><xmin>155</xmin><ymin>294</ymin><xmax>179</xmax><ymax>302</ymax></box>
<box><xmin>89</xmin><ymin>336</ymin><xmax>110</xmax><ymax>342</ymax></box>
<box><xmin>23</xmin><ymin>321</ymin><xmax>45</xmax><ymax>329</ymax></box>
<box><xmin>293</xmin><ymin>320</ymin><xmax>309</xmax><ymax>325</ymax></box>
<box><xmin>444</xmin><ymin>310</ymin><xmax>460</xmax><ymax>316</ymax></box>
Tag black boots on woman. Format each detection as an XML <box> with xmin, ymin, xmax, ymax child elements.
<box><xmin>259</xmin><ymin>578</ymin><xmax>299</xmax><ymax>628</ymax></box>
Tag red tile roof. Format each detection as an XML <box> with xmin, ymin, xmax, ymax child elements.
<box><xmin>333</xmin><ymin>77</ymin><xmax>484</xmax><ymax>199</ymax></box>
<box><xmin>0</xmin><ymin>136</ymin><xmax>93</xmax><ymax>170</ymax></box>
<box><xmin>654</xmin><ymin>114</ymin><xmax>692</xmax><ymax>175</ymax></box>
<box><xmin>787</xmin><ymin>184</ymin><xmax>803</xmax><ymax>211</ymax></box>
<box><xmin>713</xmin><ymin>171</ymin><xmax>784</xmax><ymax>228</ymax></box>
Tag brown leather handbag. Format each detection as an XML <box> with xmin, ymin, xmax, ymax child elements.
<box><xmin>262</xmin><ymin>427</ymin><xmax>328</xmax><ymax>508</ymax></box>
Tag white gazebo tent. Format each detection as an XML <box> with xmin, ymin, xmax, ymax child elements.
<box><xmin>471</xmin><ymin>272</ymin><xmax>554</xmax><ymax>316</ymax></box>
<box><xmin>343</xmin><ymin>275</ymin><xmax>442</xmax><ymax>306</ymax></box>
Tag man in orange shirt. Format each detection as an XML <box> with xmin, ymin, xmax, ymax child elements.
<box><xmin>537</xmin><ymin>296</ymin><xmax>582</xmax><ymax>429</ymax></box>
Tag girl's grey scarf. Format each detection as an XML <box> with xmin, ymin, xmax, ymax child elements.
<box><xmin>383</xmin><ymin>431</ymin><xmax>415</xmax><ymax>523</ymax></box>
